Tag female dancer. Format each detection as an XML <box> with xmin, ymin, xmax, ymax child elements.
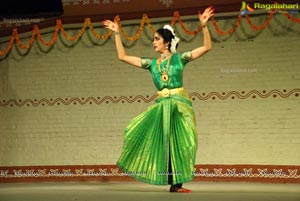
<box><xmin>103</xmin><ymin>7</ymin><xmax>214</xmax><ymax>193</ymax></box>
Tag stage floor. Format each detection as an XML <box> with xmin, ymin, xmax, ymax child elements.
<box><xmin>0</xmin><ymin>182</ymin><xmax>299</xmax><ymax>201</ymax></box>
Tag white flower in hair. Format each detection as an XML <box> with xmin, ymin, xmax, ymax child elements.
<box><xmin>170</xmin><ymin>37</ymin><xmax>180</xmax><ymax>54</ymax></box>
<box><xmin>163</xmin><ymin>25</ymin><xmax>175</xmax><ymax>36</ymax></box>
<box><xmin>163</xmin><ymin>25</ymin><xmax>180</xmax><ymax>54</ymax></box>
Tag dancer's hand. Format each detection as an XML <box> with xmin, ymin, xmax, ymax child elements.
<box><xmin>198</xmin><ymin>6</ymin><xmax>214</xmax><ymax>27</ymax></box>
<box><xmin>103</xmin><ymin>20</ymin><xmax>119</xmax><ymax>33</ymax></box>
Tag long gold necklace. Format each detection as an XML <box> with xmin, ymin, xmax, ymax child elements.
<box><xmin>157</xmin><ymin>55</ymin><xmax>172</xmax><ymax>82</ymax></box>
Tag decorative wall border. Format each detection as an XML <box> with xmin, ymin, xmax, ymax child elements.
<box><xmin>0</xmin><ymin>164</ymin><xmax>299</xmax><ymax>183</ymax></box>
<box><xmin>0</xmin><ymin>89</ymin><xmax>299</xmax><ymax>107</ymax></box>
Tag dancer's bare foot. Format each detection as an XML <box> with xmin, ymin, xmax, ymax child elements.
<box><xmin>170</xmin><ymin>186</ymin><xmax>192</xmax><ymax>193</ymax></box>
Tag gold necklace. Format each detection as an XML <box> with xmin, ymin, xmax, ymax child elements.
<box><xmin>161</xmin><ymin>53</ymin><xmax>171</xmax><ymax>60</ymax></box>
<box><xmin>157</xmin><ymin>55</ymin><xmax>172</xmax><ymax>82</ymax></box>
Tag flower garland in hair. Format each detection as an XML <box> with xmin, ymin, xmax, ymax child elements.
<box><xmin>163</xmin><ymin>25</ymin><xmax>180</xmax><ymax>54</ymax></box>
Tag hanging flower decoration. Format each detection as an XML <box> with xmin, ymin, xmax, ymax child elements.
<box><xmin>245</xmin><ymin>11</ymin><xmax>274</xmax><ymax>31</ymax></box>
<box><xmin>14</xmin><ymin>28</ymin><xmax>36</xmax><ymax>49</ymax></box>
<box><xmin>60</xmin><ymin>19</ymin><xmax>87</xmax><ymax>41</ymax></box>
<box><xmin>171</xmin><ymin>11</ymin><xmax>203</xmax><ymax>35</ymax></box>
<box><xmin>0</xmin><ymin>10</ymin><xmax>299</xmax><ymax>57</ymax></box>
<box><xmin>87</xmin><ymin>18</ymin><xmax>113</xmax><ymax>40</ymax></box>
<box><xmin>36</xmin><ymin>24</ymin><xmax>60</xmax><ymax>46</ymax></box>
<box><xmin>211</xmin><ymin>15</ymin><xmax>243</xmax><ymax>35</ymax></box>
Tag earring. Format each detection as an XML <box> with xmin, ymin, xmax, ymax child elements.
<box><xmin>165</xmin><ymin>46</ymin><xmax>168</xmax><ymax>49</ymax></box>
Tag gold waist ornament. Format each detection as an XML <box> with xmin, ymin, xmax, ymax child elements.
<box><xmin>157</xmin><ymin>87</ymin><xmax>184</xmax><ymax>97</ymax></box>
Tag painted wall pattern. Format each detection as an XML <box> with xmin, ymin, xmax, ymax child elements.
<box><xmin>0</xmin><ymin>165</ymin><xmax>299</xmax><ymax>183</ymax></box>
<box><xmin>0</xmin><ymin>89</ymin><xmax>299</xmax><ymax>107</ymax></box>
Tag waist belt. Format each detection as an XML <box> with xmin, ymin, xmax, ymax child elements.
<box><xmin>157</xmin><ymin>87</ymin><xmax>184</xmax><ymax>98</ymax></box>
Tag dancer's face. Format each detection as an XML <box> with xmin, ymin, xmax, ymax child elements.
<box><xmin>152</xmin><ymin>32</ymin><xmax>169</xmax><ymax>53</ymax></box>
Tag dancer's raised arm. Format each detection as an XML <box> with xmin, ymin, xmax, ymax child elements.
<box><xmin>103</xmin><ymin>20</ymin><xmax>142</xmax><ymax>68</ymax></box>
<box><xmin>191</xmin><ymin>7</ymin><xmax>214</xmax><ymax>60</ymax></box>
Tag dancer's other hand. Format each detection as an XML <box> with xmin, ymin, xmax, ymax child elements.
<box><xmin>103</xmin><ymin>20</ymin><xmax>119</xmax><ymax>33</ymax></box>
<box><xmin>198</xmin><ymin>6</ymin><xmax>214</xmax><ymax>27</ymax></box>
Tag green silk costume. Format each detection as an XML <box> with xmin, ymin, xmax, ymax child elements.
<box><xmin>117</xmin><ymin>51</ymin><xmax>197</xmax><ymax>185</ymax></box>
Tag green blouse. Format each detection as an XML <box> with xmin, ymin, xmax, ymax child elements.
<box><xmin>141</xmin><ymin>51</ymin><xmax>192</xmax><ymax>91</ymax></box>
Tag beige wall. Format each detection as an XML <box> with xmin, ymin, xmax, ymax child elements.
<box><xmin>0</xmin><ymin>13</ymin><xmax>299</xmax><ymax>166</ymax></box>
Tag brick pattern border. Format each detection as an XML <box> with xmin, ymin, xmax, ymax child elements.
<box><xmin>0</xmin><ymin>164</ymin><xmax>299</xmax><ymax>183</ymax></box>
<box><xmin>1</xmin><ymin>89</ymin><xmax>299</xmax><ymax>107</ymax></box>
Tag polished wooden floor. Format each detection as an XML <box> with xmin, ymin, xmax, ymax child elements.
<box><xmin>0</xmin><ymin>182</ymin><xmax>299</xmax><ymax>201</ymax></box>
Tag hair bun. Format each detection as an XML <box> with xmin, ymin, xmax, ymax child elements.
<box><xmin>163</xmin><ymin>25</ymin><xmax>180</xmax><ymax>53</ymax></box>
<box><xmin>163</xmin><ymin>25</ymin><xmax>175</xmax><ymax>36</ymax></box>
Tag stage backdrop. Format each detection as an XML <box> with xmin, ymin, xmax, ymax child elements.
<box><xmin>0</xmin><ymin>12</ymin><xmax>300</xmax><ymax>183</ymax></box>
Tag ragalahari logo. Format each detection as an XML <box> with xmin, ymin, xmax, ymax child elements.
<box><xmin>240</xmin><ymin>2</ymin><xmax>299</xmax><ymax>15</ymax></box>
<box><xmin>240</xmin><ymin>1</ymin><xmax>255</xmax><ymax>15</ymax></box>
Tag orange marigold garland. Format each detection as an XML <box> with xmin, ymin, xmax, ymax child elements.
<box><xmin>211</xmin><ymin>15</ymin><xmax>242</xmax><ymax>35</ymax></box>
<box><xmin>116</xmin><ymin>15</ymin><xmax>145</xmax><ymax>41</ymax></box>
<box><xmin>86</xmin><ymin>18</ymin><xmax>113</xmax><ymax>40</ymax></box>
<box><xmin>35</xmin><ymin>24</ymin><xmax>60</xmax><ymax>46</ymax></box>
<box><xmin>60</xmin><ymin>19</ymin><xmax>87</xmax><ymax>41</ymax></box>
<box><xmin>14</xmin><ymin>28</ymin><xmax>36</xmax><ymax>49</ymax></box>
<box><xmin>143</xmin><ymin>14</ymin><xmax>156</xmax><ymax>33</ymax></box>
<box><xmin>245</xmin><ymin>12</ymin><xmax>274</xmax><ymax>31</ymax></box>
<box><xmin>0</xmin><ymin>10</ymin><xmax>299</xmax><ymax>57</ymax></box>
<box><xmin>173</xmin><ymin>11</ymin><xmax>202</xmax><ymax>35</ymax></box>
<box><xmin>0</xmin><ymin>35</ymin><xmax>15</xmax><ymax>56</ymax></box>
<box><xmin>281</xmin><ymin>10</ymin><xmax>300</xmax><ymax>24</ymax></box>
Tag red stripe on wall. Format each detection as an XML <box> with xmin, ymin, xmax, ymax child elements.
<box><xmin>0</xmin><ymin>164</ymin><xmax>299</xmax><ymax>183</ymax></box>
